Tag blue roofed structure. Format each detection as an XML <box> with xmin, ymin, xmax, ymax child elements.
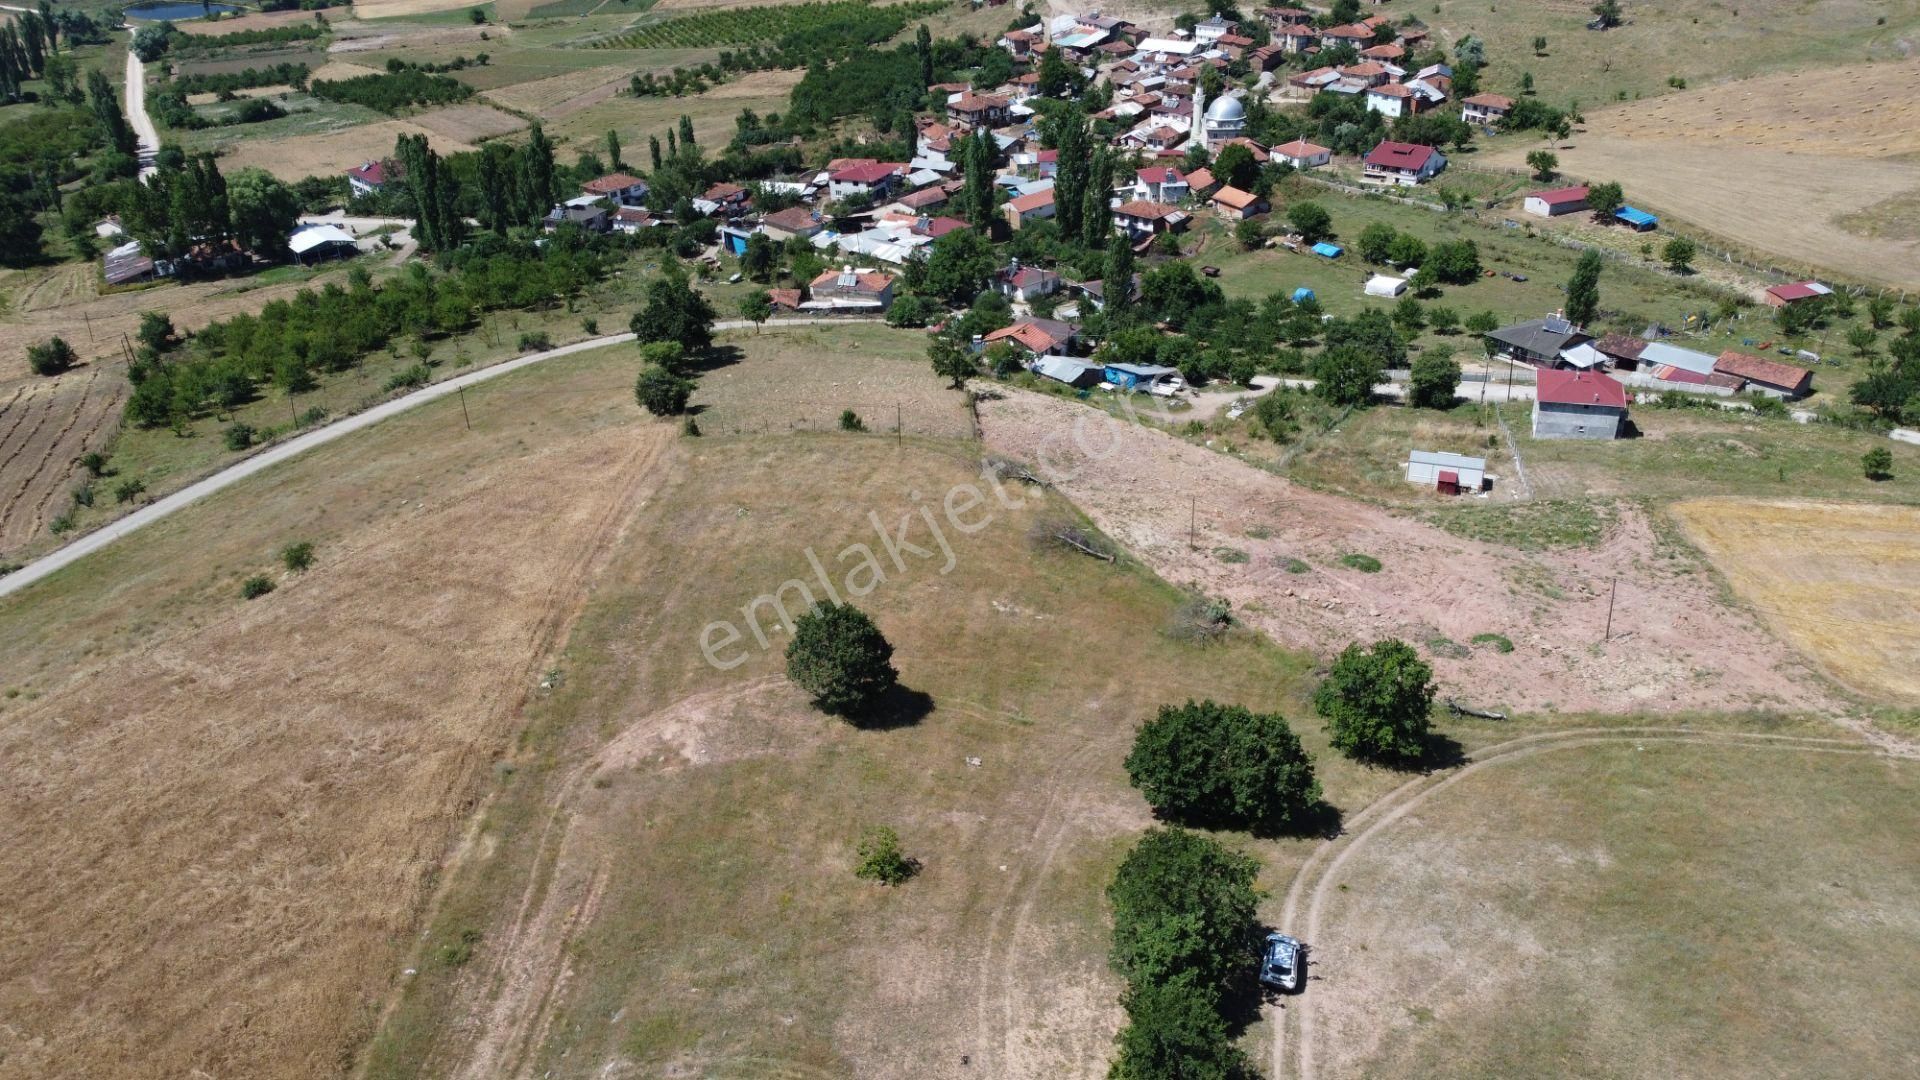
<box><xmin>1615</xmin><ymin>205</ymin><xmax>1658</xmax><ymax>230</ymax></box>
<box><xmin>1311</xmin><ymin>242</ymin><xmax>1343</xmax><ymax>258</ymax></box>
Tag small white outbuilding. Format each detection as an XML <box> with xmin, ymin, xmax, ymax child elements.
<box><xmin>1364</xmin><ymin>273</ymin><xmax>1408</xmax><ymax>298</ymax></box>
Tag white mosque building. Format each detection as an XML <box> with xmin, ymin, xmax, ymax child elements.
<box><xmin>1191</xmin><ymin>88</ymin><xmax>1247</xmax><ymax>151</ymax></box>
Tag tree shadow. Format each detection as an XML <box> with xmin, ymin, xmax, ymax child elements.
<box><xmin>687</xmin><ymin>344</ymin><xmax>745</xmax><ymax>374</ymax></box>
<box><xmin>1250</xmin><ymin>798</ymin><xmax>1345</xmax><ymax>842</ymax></box>
<box><xmin>844</xmin><ymin>683</ymin><xmax>934</xmax><ymax>730</ymax></box>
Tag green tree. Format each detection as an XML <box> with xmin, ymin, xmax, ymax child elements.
<box><xmin>1424</xmin><ymin>239</ymin><xmax>1481</xmax><ymax>284</ymax></box>
<box><xmin>630</xmin><ymin>264</ymin><xmax>717</xmax><ymax>352</ymax></box>
<box><xmin>1110</xmin><ymin>972</ymin><xmax>1254</xmax><ymax>1080</ymax></box>
<box><xmin>1105</xmin><ymin>237</ymin><xmax>1136</xmax><ymax>319</ymax></box>
<box><xmin>1125</xmin><ymin>700</ymin><xmax>1321</xmax><ymax>832</ymax></box>
<box><xmin>740</xmin><ymin>231</ymin><xmax>778</xmax><ymax>282</ymax></box>
<box><xmin>634</xmin><ymin>363</ymin><xmax>693</xmax><ymax>415</ymax></box>
<box><xmin>227</xmin><ymin>168</ymin><xmax>300</xmax><ymax>258</ymax></box>
<box><xmin>785</xmin><ymin>601</ymin><xmax>898</xmax><ymax>717</ymax></box>
<box><xmin>1466</xmin><ymin>310</ymin><xmax>1499</xmax><ymax>335</ymax></box>
<box><xmin>86</xmin><ymin>68</ymin><xmax>136</xmax><ymax>157</ymax></box>
<box><xmin>1586</xmin><ymin>180</ymin><xmax>1625</xmax><ymax>218</ymax></box>
<box><xmin>1314</xmin><ymin>639</ymin><xmax>1436</xmax><ymax>764</ymax></box>
<box><xmin>1286</xmin><ymin>200</ymin><xmax>1332</xmax><ymax>243</ymax></box>
<box><xmin>1864</xmin><ymin>446</ymin><xmax>1894</xmax><ymax>481</ymax></box>
<box><xmin>281</xmin><ymin>541</ymin><xmax>316</xmax><ymax>572</ymax></box>
<box><xmin>1428</xmin><ymin>306</ymin><xmax>1461</xmax><ymax>335</ymax></box>
<box><xmin>1846</xmin><ymin>326</ymin><xmax>1879</xmax><ymax>357</ymax></box>
<box><xmin>921</xmin><ymin>226</ymin><xmax>996</xmax><ymax>305</ymax></box>
<box><xmin>1592</xmin><ymin>0</ymin><xmax>1623</xmax><ymax>30</ymax></box>
<box><xmin>1234</xmin><ymin>217</ymin><xmax>1264</xmax><ymax>251</ymax></box>
<box><xmin>928</xmin><ymin>337</ymin><xmax>977</xmax><ymax>389</ymax></box>
<box><xmin>1357</xmin><ymin>222</ymin><xmax>1397</xmax><ymax>264</ymax></box>
<box><xmin>1311</xmin><ymin>347</ymin><xmax>1382</xmax><ymax>406</ymax></box>
<box><xmin>1392</xmin><ymin>296</ymin><xmax>1426</xmax><ymax>336</ymax></box>
<box><xmin>1409</xmin><ymin>349</ymin><xmax>1462</xmax><ymax>408</ymax></box>
<box><xmin>1565</xmin><ymin>250</ymin><xmax>1604</xmax><ymax>326</ymax></box>
<box><xmin>1662</xmin><ymin>236</ymin><xmax>1696</xmax><ymax>274</ymax></box>
<box><xmin>25</xmin><ymin>335</ymin><xmax>75</xmax><ymax>376</ymax></box>
<box><xmin>853</xmin><ymin>825</ymin><xmax>914</xmax><ymax>885</ymax></box>
<box><xmin>738</xmin><ymin>289</ymin><xmax>772</xmax><ymax>332</ymax></box>
<box><xmin>604</xmin><ymin>128</ymin><xmax>622</xmax><ymax>170</ymax></box>
<box><xmin>1211</xmin><ymin>142</ymin><xmax>1258</xmax><ymax>192</ymax></box>
<box><xmin>1525</xmin><ymin>149</ymin><xmax>1558</xmax><ymax>181</ymax></box>
<box><xmin>1108</xmin><ymin>827</ymin><xmax>1259</xmax><ymax>993</ymax></box>
<box><xmin>1324</xmin><ymin>309</ymin><xmax>1406</xmax><ymax>367</ymax></box>
<box><xmin>137</xmin><ymin>312</ymin><xmax>176</xmax><ymax>353</ymax></box>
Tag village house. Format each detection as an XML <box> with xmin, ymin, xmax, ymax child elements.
<box><xmin>346</xmin><ymin>159</ymin><xmax>401</xmax><ymax>198</ymax></box>
<box><xmin>1714</xmin><ymin>350</ymin><xmax>1814</xmax><ymax>399</ymax></box>
<box><xmin>543</xmin><ymin>204</ymin><xmax>610</xmax><ymax>234</ymax></box>
<box><xmin>700</xmin><ymin>182</ymin><xmax>751</xmax><ymax>216</ymax></box>
<box><xmin>1210</xmin><ymin>185</ymin><xmax>1265</xmax><ymax>220</ymax></box>
<box><xmin>1593</xmin><ymin>332</ymin><xmax>1648</xmax><ymax>369</ymax></box>
<box><xmin>611</xmin><ymin>207</ymin><xmax>665</xmax><ymax>234</ymax></box>
<box><xmin>887</xmin><ymin>185</ymin><xmax>951</xmax><ymax>216</ymax></box>
<box><xmin>1004</xmin><ymin>188</ymin><xmax>1057</xmax><ymax>230</ymax></box>
<box><xmin>1133</xmin><ymin>165</ymin><xmax>1195</xmax><ymax>203</ymax></box>
<box><xmin>1533</xmin><ymin>368</ymin><xmax>1629</xmax><ymax>440</ymax></box>
<box><xmin>947</xmin><ymin>91</ymin><xmax>1012</xmax><ymax>129</ymax></box>
<box><xmin>997</xmin><ymin>263</ymin><xmax>1062</xmax><ymax>302</ymax></box>
<box><xmin>1485</xmin><ymin>313</ymin><xmax>1591</xmax><ymax>367</ymax></box>
<box><xmin>1362</xmin><ymin>140</ymin><xmax>1447</xmax><ymax>185</ymax></box>
<box><xmin>580</xmin><ymin>172</ymin><xmax>649</xmax><ymax>207</ymax></box>
<box><xmin>1524</xmin><ymin>185</ymin><xmax>1590</xmax><ymax>218</ymax></box>
<box><xmin>1364</xmin><ymin>82</ymin><xmax>1418</xmax><ymax>118</ymax></box>
<box><xmin>805</xmin><ymin>266</ymin><xmax>895</xmax><ymax>313</ymax></box>
<box><xmin>1460</xmin><ymin>92</ymin><xmax>1514</xmax><ymax>125</ymax></box>
<box><xmin>984</xmin><ymin>317</ymin><xmax>1079</xmax><ymax>357</ymax></box>
<box><xmin>1320</xmin><ymin>22</ymin><xmax>1375</xmax><ymax>50</ymax></box>
<box><xmin>827</xmin><ymin>162</ymin><xmax>905</xmax><ymax>202</ymax></box>
<box><xmin>1762</xmin><ymin>280</ymin><xmax>1833</xmax><ymax>308</ymax></box>
<box><xmin>1271</xmin><ymin>138</ymin><xmax>1332</xmax><ymax>170</ymax></box>
<box><xmin>1111</xmin><ymin>199</ymin><xmax>1189</xmax><ymax>240</ymax></box>
<box><xmin>760</xmin><ymin>206</ymin><xmax>825</xmax><ymax>242</ymax></box>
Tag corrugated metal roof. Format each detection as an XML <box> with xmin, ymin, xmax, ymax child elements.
<box><xmin>1408</xmin><ymin>450</ymin><xmax>1487</xmax><ymax>470</ymax></box>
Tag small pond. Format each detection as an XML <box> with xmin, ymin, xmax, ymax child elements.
<box><xmin>125</xmin><ymin>2</ymin><xmax>246</xmax><ymax>20</ymax></box>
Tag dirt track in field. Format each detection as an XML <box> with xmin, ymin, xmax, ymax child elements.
<box><xmin>0</xmin><ymin>420</ymin><xmax>672</xmax><ymax>1079</ymax></box>
<box><xmin>978</xmin><ymin>389</ymin><xmax>1837</xmax><ymax>717</ymax></box>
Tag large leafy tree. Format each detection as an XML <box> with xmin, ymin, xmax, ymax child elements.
<box><xmin>921</xmin><ymin>227</ymin><xmax>996</xmax><ymax>305</ymax></box>
<box><xmin>1125</xmin><ymin>700</ymin><xmax>1321</xmax><ymax>832</ymax></box>
<box><xmin>1110</xmin><ymin>972</ymin><xmax>1255</xmax><ymax>1080</ymax></box>
<box><xmin>1107</xmin><ymin>827</ymin><xmax>1259</xmax><ymax>993</ymax></box>
<box><xmin>1408</xmin><ymin>349</ymin><xmax>1462</xmax><ymax>408</ymax></box>
<box><xmin>1314</xmin><ymin>638</ymin><xmax>1436</xmax><ymax>764</ymax></box>
<box><xmin>227</xmin><ymin>168</ymin><xmax>300</xmax><ymax>258</ymax></box>
<box><xmin>785</xmin><ymin>602</ymin><xmax>899</xmax><ymax>717</ymax></box>
<box><xmin>630</xmin><ymin>263</ymin><xmax>717</xmax><ymax>353</ymax></box>
<box><xmin>1565</xmin><ymin>249</ymin><xmax>1604</xmax><ymax>327</ymax></box>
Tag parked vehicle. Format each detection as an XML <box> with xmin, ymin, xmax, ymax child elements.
<box><xmin>1260</xmin><ymin>933</ymin><xmax>1302</xmax><ymax>992</ymax></box>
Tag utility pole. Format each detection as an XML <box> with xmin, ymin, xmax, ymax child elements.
<box><xmin>1189</xmin><ymin>496</ymin><xmax>1197</xmax><ymax>550</ymax></box>
<box><xmin>896</xmin><ymin>401</ymin><xmax>902</xmax><ymax>451</ymax></box>
<box><xmin>458</xmin><ymin>385</ymin><xmax>471</xmax><ymax>430</ymax></box>
<box><xmin>1603</xmin><ymin>577</ymin><xmax>1617</xmax><ymax>642</ymax></box>
<box><xmin>84</xmin><ymin>310</ymin><xmax>93</xmax><ymax>344</ymax></box>
<box><xmin>288</xmin><ymin>393</ymin><xmax>298</xmax><ymax>429</ymax></box>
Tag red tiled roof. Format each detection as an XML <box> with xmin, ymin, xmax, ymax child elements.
<box><xmin>810</xmin><ymin>268</ymin><xmax>895</xmax><ymax>295</ymax></box>
<box><xmin>347</xmin><ymin>159</ymin><xmax>397</xmax><ymax>184</ymax></box>
<box><xmin>1536</xmin><ymin>368</ymin><xmax>1628</xmax><ymax>409</ymax></box>
<box><xmin>1714</xmin><ymin>350</ymin><xmax>1813</xmax><ymax>390</ymax></box>
<box><xmin>1462</xmin><ymin>93</ymin><xmax>1514</xmax><ymax>109</ymax></box>
<box><xmin>1765</xmin><ymin>281</ymin><xmax>1826</xmax><ymax>302</ymax></box>
<box><xmin>1273</xmin><ymin>138</ymin><xmax>1330</xmax><ymax>158</ymax></box>
<box><xmin>1113</xmin><ymin>199</ymin><xmax>1180</xmax><ymax>220</ymax></box>
<box><xmin>704</xmin><ymin>182</ymin><xmax>746</xmax><ymax>201</ymax></box>
<box><xmin>1212</xmin><ymin>185</ymin><xmax>1259</xmax><ymax>210</ymax></box>
<box><xmin>1364</xmin><ymin>141</ymin><xmax>1438</xmax><ymax>170</ymax></box>
<box><xmin>1368</xmin><ymin>83</ymin><xmax>1413</xmax><ymax>97</ymax></box>
<box><xmin>829</xmin><ymin>162</ymin><xmax>901</xmax><ymax>184</ymax></box>
<box><xmin>1530</xmin><ymin>185</ymin><xmax>1590</xmax><ymax>204</ymax></box>
<box><xmin>583</xmin><ymin>172</ymin><xmax>645</xmax><ymax>195</ymax></box>
<box><xmin>1008</xmin><ymin>189</ymin><xmax>1056</xmax><ymax>213</ymax></box>
<box><xmin>915</xmin><ymin>215</ymin><xmax>969</xmax><ymax>237</ymax></box>
<box><xmin>762</xmin><ymin>206</ymin><xmax>820</xmax><ymax>232</ymax></box>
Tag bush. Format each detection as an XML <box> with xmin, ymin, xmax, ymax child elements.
<box><xmin>384</xmin><ymin>364</ymin><xmax>431</xmax><ymax>391</ymax></box>
<box><xmin>1471</xmin><ymin>632</ymin><xmax>1514</xmax><ymax>653</ymax></box>
<box><xmin>517</xmin><ymin>331</ymin><xmax>553</xmax><ymax>352</ymax></box>
<box><xmin>1864</xmin><ymin>446</ymin><xmax>1894</xmax><ymax>480</ymax></box>
<box><xmin>281</xmin><ymin>541</ymin><xmax>316</xmax><ymax>572</ymax></box>
<box><xmin>1314</xmin><ymin>639</ymin><xmax>1436</xmax><ymax>764</ymax></box>
<box><xmin>634</xmin><ymin>363</ymin><xmax>694</xmax><ymax>415</ymax></box>
<box><xmin>223</xmin><ymin>423</ymin><xmax>256</xmax><ymax>451</ymax></box>
<box><xmin>112</xmin><ymin>477</ymin><xmax>146</xmax><ymax>504</ymax></box>
<box><xmin>26</xmin><ymin>337</ymin><xmax>77</xmax><ymax>376</ymax></box>
<box><xmin>1125</xmin><ymin>700</ymin><xmax>1321</xmax><ymax>832</ymax></box>
<box><xmin>80</xmin><ymin>452</ymin><xmax>108</xmax><ymax>477</ymax></box>
<box><xmin>240</xmin><ymin>574</ymin><xmax>277</xmax><ymax>599</ymax></box>
<box><xmin>1108</xmin><ymin>827</ymin><xmax>1259</xmax><ymax>993</ymax></box>
<box><xmin>838</xmin><ymin>408</ymin><xmax>866</xmax><ymax>432</ymax></box>
<box><xmin>853</xmin><ymin>825</ymin><xmax>914</xmax><ymax>885</ymax></box>
<box><xmin>1408</xmin><ymin>350</ymin><xmax>1462</xmax><ymax>409</ymax></box>
<box><xmin>784</xmin><ymin>601</ymin><xmax>898</xmax><ymax>716</ymax></box>
<box><xmin>1339</xmin><ymin>552</ymin><xmax>1381</xmax><ymax>573</ymax></box>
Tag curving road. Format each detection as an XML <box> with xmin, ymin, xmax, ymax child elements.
<box><xmin>0</xmin><ymin>318</ymin><xmax>868</xmax><ymax>601</ymax></box>
<box><xmin>124</xmin><ymin>49</ymin><xmax>161</xmax><ymax>180</ymax></box>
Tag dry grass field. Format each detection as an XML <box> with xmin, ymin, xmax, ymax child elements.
<box><xmin>479</xmin><ymin>62</ymin><xmax>636</xmax><ymax>118</ymax></box>
<box><xmin>0</xmin><ymin>368</ymin><xmax>123</xmax><ymax>558</ymax></box>
<box><xmin>174</xmin><ymin>8</ymin><xmax>318</xmax><ymax>35</ymax></box>
<box><xmin>413</xmin><ymin>102</ymin><xmax>529</xmax><ymax>142</ymax></box>
<box><xmin>352</xmin><ymin>0</ymin><xmax>497</xmax><ymax>19</ymax></box>
<box><xmin>1289</xmin><ymin>738</ymin><xmax>1920</xmax><ymax>1079</ymax></box>
<box><xmin>1671</xmin><ymin>499</ymin><xmax>1920</xmax><ymax>704</ymax></box>
<box><xmin>0</xmin><ymin>345</ymin><xmax>669</xmax><ymax>1079</ymax></box>
<box><xmin>217</xmin><ymin>117</ymin><xmax>480</xmax><ymax>179</ymax></box>
<box><xmin>1483</xmin><ymin>61</ymin><xmax>1920</xmax><ymax>287</ymax></box>
<box><xmin>689</xmin><ymin>323</ymin><xmax>976</xmax><ymax>439</ymax></box>
<box><xmin>549</xmin><ymin>67</ymin><xmax>800</xmax><ymax>149</ymax></box>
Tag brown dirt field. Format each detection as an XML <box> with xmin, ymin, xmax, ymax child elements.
<box><xmin>351</xmin><ymin>0</ymin><xmax>496</xmax><ymax>20</ymax></box>
<box><xmin>413</xmin><ymin>102</ymin><xmax>528</xmax><ymax>142</ymax></box>
<box><xmin>479</xmin><ymin>63</ymin><xmax>633</xmax><ymax>119</ymax></box>
<box><xmin>1482</xmin><ymin>62</ymin><xmax>1920</xmax><ymax>288</ymax></box>
<box><xmin>328</xmin><ymin>23</ymin><xmax>499</xmax><ymax>55</ymax></box>
<box><xmin>1671</xmin><ymin>499</ymin><xmax>1920</xmax><ymax>704</ymax></box>
<box><xmin>186</xmin><ymin>83</ymin><xmax>294</xmax><ymax>105</ymax></box>
<box><xmin>977</xmin><ymin>390</ymin><xmax>1837</xmax><ymax>717</ymax></box>
<box><xmin>0</xmin><ymin>368</ymin><xmax>123</xmax><ymax>560</ymax></box>
<box><xmin>0</xmin><ymin>402</ymin><xmax>673</xmax><ymax>1078</ymax></box>
<box><xmin>308</xmin><ymin>59</ymin><xmax>389</xmax><ymax>83</ymax></box>
<box><xmin>174</xmin><ymin>8</ymin><xmax>318</xmax><ymax>35</ymax></box>
<box><xmin>217</xmin><ymin>118</ymin><xmax>479</xmax><ymax>180</ymax></box>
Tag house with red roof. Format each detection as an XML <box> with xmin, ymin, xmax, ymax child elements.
<box><xmin>581</xmin><ymin>172</ymin><xmax>649</xmax><ymax>206</ymax></box>
<box><xmin>1524</xmin><ymin>185</ymin><xmax>1590</xmax><ymax>218</ymax></box>
<box><xmin>1761</xmin><ymin>280</ymin><xmax>1834</xmax><ymax>309</ymax></box>
<box><xmin>1362</xmin><ymin>140</ymin><xmax>1447</xmax><ymax>185</ymax></box>
<box><xmin>1460</xmin><ymin>92</ymin><xmax>1514</xmax><ymax>125</ymax></box>
<box><xmin>1210</xmin><ymin>185</ymin><xmax>1265</xmax><ymax>220</ymax></box>
<box><xmin>827</xmin><ymin>162</ymin><xmax>906</xmax><ymax>202</ymax></box>
<box><xmin>985</xmin><ymin>317</ymin><xmax>1079</xmax><ymax>356</ymax></box>
<box><xmin>805</xmin><ymin>267</ymin><xmax>896</xmax><ymax>312</ymax></box>
<box><xmin>1112</xmin><ymin>199</ymin><xmax>1189</xmax><ymax>240</ymax></box>
<box><xmin>1714</xmin><ymin>350</ymin><xmax>1814</xmax><ymax>399</ymax></box>
<box><xmin>996</xmin><ymin>263</ymin><xmax>1063</xmax><ymax>302</ymax></box>
<box><xmin>1004</xmin><ymin>188</ymin><xmax>1057</xmax><ymax>230</ymax></box>
<box><xmin>346</xmin><ymin>159</ymin><xmax>402</xmax><ymax>198</ymax></box>
<box><xmin>947</xmin><ymin>92</ymin><xmax>1011</xmax><ymax>128</ymax></box>
<box><xmin>1272</xmin><ymin>138</ymin><xmax>1331</xmax><ymax>170</ymax></box>
<box><xmin>1533</xmin><ymin>368</ymin><xmax>1629</xmax><ymax>439</ymax></box>
<box><xmin>761</xmin><ymin>206</ymin><xmax>825</xmax><ymax>242</ymax></box>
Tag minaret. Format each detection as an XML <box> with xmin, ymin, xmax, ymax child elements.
<box><xmin>1192</xmin><ymin>83</ymin><xmax>1204</xmax><ymax>143</ymax></box>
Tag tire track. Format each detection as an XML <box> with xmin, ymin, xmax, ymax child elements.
<box><xmin>1272</xmin><ymin>726</ymin><xmax>1892</xmax><ymax>1080</ymax></box>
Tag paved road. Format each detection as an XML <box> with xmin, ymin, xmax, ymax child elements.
<box><xmin>0</xmin><ymin>318</ymin><xmax>865</xmax><ymax>600</ymax></box>
<box><xmin>124</xmin><ymin>49</ymin><xmax>161</xmax><ymax>180</ymax></box>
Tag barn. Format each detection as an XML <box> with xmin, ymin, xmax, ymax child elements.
<box><xmin>1533</xmin><ymin>368</ymin><xmax>1628</xmax><ymax>440</ymax></box>
<box><xmin>1524</xmin><ymin>185</ymin><xmax>1589</xmax><ymax>218</ymax></box>
<box><xmin>1405</xmin><ymin>450</ymin><xmax>1487</xmax><ymax>493</ymax></box>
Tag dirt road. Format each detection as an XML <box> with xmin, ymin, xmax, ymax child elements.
<box><xmin>0</xmin><ymin>319</ymin><xmax>875</xmax><ymax>601</ymax></box>
<box><xmin>123</xmin><ymin>50</ymin><xmax>160</xmax><ymax>180</ymax></box>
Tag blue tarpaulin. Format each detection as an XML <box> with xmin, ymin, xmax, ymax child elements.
<box><xmin>1615</xmin><ymin>206</ymin><xmax>1658</xmax><ymax>230</ymax></box>
<box><xmin>1292</xmin><ymin>287</ymin><xmax>1316</xmax><ymax>303</ymax></box>
<box><xmin>1311</xmin><ymin>242</ymin><xmax>1343</xmax><ymax>258</ymax></box>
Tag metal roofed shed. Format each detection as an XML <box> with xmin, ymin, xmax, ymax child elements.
<box><xmin>1031</xmin><ymin>355</ymin><xmax>1105</xmax><ymax>388</ymax></box>
<box><xmin>1311</xmin><ymin>241</ymin><xmax>1343</xmax><ymax>258</ymax></box>
<box><xmin>1614</xmin><ymin>205</ymin><xmax>1658</xmax><ymax>230</ymax></box>
<box><xmin>1405</xmin><ymin>450</ymin><xmax>1488</xmax><ymax>493</ymax></box>
<box><xmin>1364</xmin><ymin>273</ymin><xmax>1407</xmax><ymax>297</ymax></box>
<box><xmin>287</xmin><ymin>223</ymin><xmax>360</xmax><ymax>263</ymax></box>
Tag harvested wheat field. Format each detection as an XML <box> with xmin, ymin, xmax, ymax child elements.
<box><xmin>1672</xmin><ymin>499</ymin><xmax>1920</xmax><ymax>704</ymax></box>
<box><xmin>186</xmin><ymin>83</ymin><xmax>295</xmax><ymax>105</ymax></box>
<box><xmin>479</xmin><ymin>63</ymin><xmax>634</xmax><ymax>119</ymax></box>
<box><xmin>414</xmin><ymin>103</ymin><xmax>528</xmax><ymax>142</ymax></box>
<box><xmin>0</xmin><ymin>368</ymin><xmax>123</xmax><ymax>560</ymax></box>
<box><xmin>308</xmin><ymin>59</ymin><xmax>390</xmax><ymax>83</ymax></box>
<box><xmin>1486</xmin><ymin>62</ymin><xmax>1920</xmax><ymax>287</ymax></box>
<box><xmin>978</xmin><ymin>390</ymin><xmax>1838</xmax><ymax>717</ymax></box>
<box><xmin>329</xmin><ymin>23</ymin><xmax>498</xmax><ymax>55</ymax></box>
<box><xmin>174</xmin><ymin>8</ymin><xmax>317</xmax><ymax>34</ymax></box>
<box><xmin>219</xmin><ymin>118</ymin><xmax>478</xmax><ymax>180</ymax></box>
<box><xmin>0</xmin><ymin>349</ymin><xmax>672</xmax><ymax>1079</ymax></box>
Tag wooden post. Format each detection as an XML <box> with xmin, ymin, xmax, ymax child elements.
<box><xmin>1189</xmin><ymin>496</ymin><xmax>1197</xmax><ymax>550</ymax></box>
<box><xmin>458</xmin><ymin>385</ymin><xmax>471</xmax><ymax>431</ymax></box>
<box><xmin>1604</xmin><ymin>577</ymin><xmax>1617</xmax><ymax>642</ymax></box>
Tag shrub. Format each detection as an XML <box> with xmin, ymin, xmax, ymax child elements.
<box><xmin>839</xmin><ymin>408</ymin><xmax>866</xmax><ymax>432</ymax></box>
<box><xmin>634</xmin><ymin>363</ymin><xmax>694</xmax><ymax>415</ymax></box>
<box><xmin>1282</xmin><ymin>557</ymin><xmax>1310</xmax><ymax>574</ymax></box>
<box><xmin>1471</xmin><ymin>632</ymin><xmax>1515</xmax><ymax>653</ymax></box>
<box><xmin>1408</xmin><ymin>350</ymin><xmax>1462</xmax><ymax>409</ymax></box>
<box><xmin>853</xmin><ymin>825</ymin><xmax>914</xmax><ymax>885</ymax></box>
<box><xmin>224</xmin><ymin>423</ymin><xmax>256</xmax><ymax>451</ymax></box>
<box><xmin>1125</xmin><ymin>700</ymin><xmax>1321</xmax><ymax>832</ymax></box>
<box><xmin>784</xmin><ymin>601</ymin><xmax>898</xmax><ymax>717</ymax></box>
<box><xmin>26</xmin><ymin>336</ymin><xmax>77</xmax><ymax>376</ymax></box>
<box><xmin>517</xmin><ymin>331</ymin><xmax>552</xmax><ymax>352</ymax></box>
<box><xmin>241</xmin><ymin>574</ymin><xmax>277</xmax><ymax>599</ymax></box>
<box><xmin>71</xmin><ymin>482</ymin><xmax>94</xmax><ymax>508</ymax></box>
<box><xmin>1166</xmin><ymin>591</ymin><xmax>1233</xmax><ymax>643</ymax></box>
<box><xmin>1864</xmin><ymin>446</ymin><xmax>1894</xmax><ymax>480</ymax></box>
<box><xmin>281</xmin><ymin>541</ymin><xmax>316</xmax><ymax>572</ymax></box>
<box><xmin>80</xmin><ymin>452</ymin><xmax>108</xmax><ymax>477</ymax></box>
<box><xmin>384</xmin><ymin>364</ymin><xmax>431</xmax><ymax>391</ymax></box>
<box><xmin>1339</xmin><ymin>552</ymin><xmax>1381</xmax><ymax>573</ymax></box>
<box><xmin>1212</xmin><ymin>546</ymin><xmax>1248</xmax><ymax>564</ymax></box>
<box><xmin>1314</xmin><ymin>639</ymin><xmax>1436</xmax><ymax>764</ymax></box>
<box><xmin>112</xmin><ymin>477</ymin><xmax>146</xmax><ymax>504</ymax></box>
